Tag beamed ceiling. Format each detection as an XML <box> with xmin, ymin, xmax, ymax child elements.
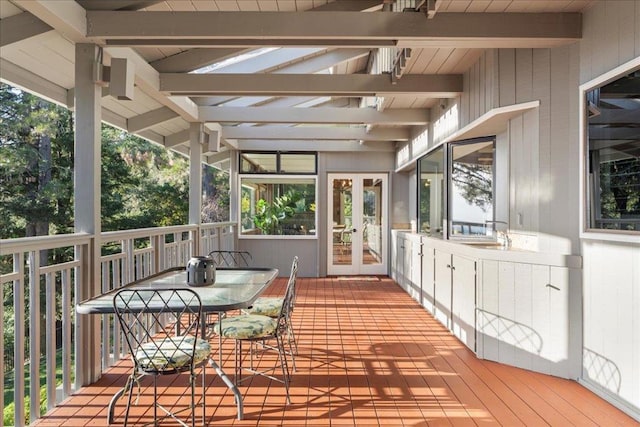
<box><xmin>0</xmin><ymin>0</ymin><xmax>594</xmax><ymax>167</ymax></box>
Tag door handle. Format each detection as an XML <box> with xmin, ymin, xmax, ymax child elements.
<box><xmin>352</xmin><ymin>228</ymin><xmax>357</xmax><ymax>232</ymax></box>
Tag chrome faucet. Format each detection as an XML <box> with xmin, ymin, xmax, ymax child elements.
<box><xmin>485</xmin><ymin>220</ymin><xmax>511</xmax><ymax>248</ymax></box>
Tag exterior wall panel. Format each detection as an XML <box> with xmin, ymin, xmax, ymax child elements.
<box><xmin>579</xmin><ymin>0</ymin><xmax>640</xmax><ymax>417</ymax></box>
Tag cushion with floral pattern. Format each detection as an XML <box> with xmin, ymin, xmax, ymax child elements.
<box><xmin>244</xmin><ymin>297</ymin><xmax>284</xmax><ymax>318</ymax></box>
<box><xmin>135</xmin><ymin>335</ymin><xmax>211</xmax><ymax>372</ymax></box>
<box><xmin>214</xmin><ymin>314</ymin><xmax>277</xmax><ymax>340</ymax></box>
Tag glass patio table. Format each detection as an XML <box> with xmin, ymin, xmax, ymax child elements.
<box><xmin>76</xmin><ymin>266</ymin><xmax>279</xmax><ymax>421</ymax></box>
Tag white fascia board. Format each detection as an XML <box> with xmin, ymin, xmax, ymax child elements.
<box><xmin>13</xmin><ymin>0</ymin><xmax>86</xmax><ymax>43</ymax></box>
<box><xmin>0</xmin><ymin>59</ymin><xmax>68</xmax><ymax>107</ymax></box>
<box><xmin>222</xmin><ymin>126</ymin><xmax>410</xmax><ymax>141</ymax></box>
<box><xmin>0</xmin><ymin>12</ymin><xmax>53</xmax><ymax>47</ymax></box>
<box><xmin>200</xmin><ymin>106</ymin><xmax>429</xmax><ymax>125</ymax></box>
<box><xmin>163</xmin><ymin>73</ymin><xmax>462</xmax><ymax>97</ymax></box>
<box><xmin>87</xmin><ymin>11</ymin><xmax>582</xmax><ymax>47</ymax></box>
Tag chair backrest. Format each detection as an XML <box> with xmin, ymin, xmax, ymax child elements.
<box><xmin>113</xmin><ymin>288</ymin><xmax>203</xmax><ymax>374</ymax></box>
<box><xmin>208</xmin><ymin>250</ymin><xmax>253</xmax><ymax>267</ymax></box>
<box><xmin>276</xmin><ymin>256</ymin><xmax>299</xmax><ymax>333</ymax></box>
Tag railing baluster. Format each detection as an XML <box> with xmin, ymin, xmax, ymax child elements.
<box><xmin>46</xmin><ymin>272</ymin><xmax>56</xmax><ymax>409</ymax></box>
<box><xmin>1</xmin><ymin>223</ymin><xmax>236</xmax><ymax>424</ymax></box>
<box><xmin>62</xmin><ymin>268</ymin><xmax>72</xmax><ymax>398</ymax></box>
<box><xmin>29</xmin><ymin>251</ymin><xmax>40</xmax><ymax>423</ymax></box>
<box><xmin>13</xmin><ymin>252</ymin><xmax>26</xmax><ymax>427</ymax></box>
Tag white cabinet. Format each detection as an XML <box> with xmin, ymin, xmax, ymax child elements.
<box><xmin>391</xmin><ymin>231</ymin><xmax>422</xmax><ymax>303</ymax></box>
<box><xmin>477</xmin><ymin>260</ymin><xmax>578</xmax><ymax>378</ymax></box>
<box><xmin>407</xmin><ymin>234</ymin><xmax>422</xmax><ymax>303</ymax></box>
<box><xmin>451</xmin><ymin>255</ymin><xmax>477</xmax><ymax>351</ymax></box>
<box><xmin>420</xmin><ymin>241</ymin><xmax>435</xmax><ymax>314</ymax></box>
<box><xmin>434</xmin><ymin>249</ymin><xmax>454</xmax><ymax>328</ymax></box>
<box><xmin>434</xmin><ymin>249</ymin><xmax>477</xmax><ymax>350</ymax></box>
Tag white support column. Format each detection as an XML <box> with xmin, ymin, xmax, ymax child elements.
<box><xmin>189</xmin><ymin>123</ymin><xmax>203</xmax><ymax>226</ymax></box>
<box><xmin>74</xmin><ymin>43</ymin><xmax>102</xmax><ymax>385</ymax></box>
<box><xmin>229</xmin><ymin>148</ymin><xmax>239</xmax><ymax>249</ymax></box>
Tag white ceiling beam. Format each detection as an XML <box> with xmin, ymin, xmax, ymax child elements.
<box><xmin>268</xmin><ymin>48</ymin><xmax>370</xmax><ymax>73</ymax></box>
<box><xmin>205</xmin><ymin>150</ymin><xmax>231</xmax><ymax>165</ymax></box>
<box><xmin>103</xmin><ymin>39</ymin><xmax>396</xmax><ymax>48</ymax></box>
<box><xmin>162</xmin><ymin>74</ymin><xmax>462</xmax><ymax>97</ymax></box>
<box><xmin>150</xmin><ymin>48</ymin><xmax>252</xmax><ymax>73</ymax></box>
<box><xmin>87</xmin><ymin>11</ymin><xmax>582</xmax><ymax>48</ymax></box>
<box><xmin>212</xmin><ymin>47</ymin><xmax>322</xmax><ymax>74</ymax></box>
<box><xmin>194</xmin><ymin>48</ymin><xmax>370</xmax><ymax>107</ymax></box>
<box><xmin>104</xmin><ymin>47</ymin><xmax>199</xmax><ymax>121</ymax></box>
<box><xmin>222</xmin><ymin>126</ymin><xmax>410</xmax><ymax>141</ymax></box>
<box><xmin>13</xmin><ymin>0</ymin><xmax>86</xmax><ymax>43</ymax></box>
<box><xmin>127</xmin><ymin>106</ymin><xmax>178</xmax><ymax>133</ymax></box>
<box><xmin>165</xmin><ymin>130</ymin><xmax>189</xmax><ymax>147</ymax></box>
<box><xmin>310</xmin><ymin>0</ymin><xmax>383</xmax><ymax>12</ymax></box>
<box><xmin>236</xmin><ymin>140</ymin><xmax>394</xmax><ymax>152</ymax></box>
<box><xmin>200</xmin><ymin>107</ymin><xmax>428</xmax><ymax>125</ymax></box>
<box><xmin>0</xmin><ymin>12</ymin><xmax>53</xmax><ymax>47</ymax></box>
<box><xmin>76</xmin><ymin>0</ymin><xmax>164</xmax><ymax>11</ymax></box>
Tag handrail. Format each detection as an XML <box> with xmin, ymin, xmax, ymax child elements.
<box><xmin>0</xmin><ymin>232</ymin><xmax>92</xmax><ymax>255</ymax></box>
<box><xmin>0</xmin><ymin>222</ymin><xmax>238</xmax><ymax>426</ymax></box>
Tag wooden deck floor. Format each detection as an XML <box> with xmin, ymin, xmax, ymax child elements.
<box><xmin>34</xmin><ymin>276</ymin><xmax>636</xmax><ymax>426</ymax></box>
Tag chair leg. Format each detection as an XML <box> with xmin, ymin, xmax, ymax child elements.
<box><xmin>153</xmin><ymin>375</ymin><xmax>158</xmax><ymax>426</ymax></box>
<box><xmin>201</xmin><ymin>365</ymin><xmax>207</xmax><ymax>426</ymax></box>
<box><xmin>123</xmin><ymin>375</ymin><xmax>135</xmax><ymax>427</ymax></box>
<box><xmin>276</xmin><ymin>335</ymin><xmax>291</xmax><ymax>404</ymax></box>
<box><xmin>190</xmin><ymin>371</ymin><xmax>196</xmax><ymax>427</ymax></box>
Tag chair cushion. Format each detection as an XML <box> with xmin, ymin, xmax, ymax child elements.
<box><xmin>214</xmin><ymin>314</ymin><xmax>277</xmax><ymax>340</ymax></box>
<box><xmin>135</xmin><ymin>336</ymin><xmax>211</xmax><ymax>372</ymax></box>
<box><xmin>245</xmin><ymin>297</ymin><xmax>284</xmax><ymax>317</ymax></box>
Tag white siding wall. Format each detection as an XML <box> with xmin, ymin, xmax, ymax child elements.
<box><xmin>401</xmin><ymin>0</ymin><xmax>640</xmax><ymax>417</ymax></box>
<box><xmin>579</xmin><ymin>0</ymin><xmax>640</xmax><ymax>417</ymax></box>
<box><xmin>458</xmin><ymin>46</ymin><xmax>582</xmax><ymax>255</ymax></box>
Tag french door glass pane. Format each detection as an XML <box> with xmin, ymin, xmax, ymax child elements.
<box><xmin>332</xmin><ymin>178</ymin><xmax>352</xmax><ymax>265</ymax></box>
<box><xmin>362</xmin><ymin>178</ymin><xmax>383</xmax><ymax>265</ymax></box>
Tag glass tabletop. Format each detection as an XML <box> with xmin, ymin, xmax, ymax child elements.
<box><xmin>76</xmin><ymin>267</ymin><xmax>279</xmax><ymax>314</ymax></box>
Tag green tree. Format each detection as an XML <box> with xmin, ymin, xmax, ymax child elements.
<box><xmin>0</xmin><ymin>84</ymin><xmax>74</xmax><ymax>240</ymax></box>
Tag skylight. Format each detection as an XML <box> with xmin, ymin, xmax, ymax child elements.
<box><xmin>192</xmin><ymin>48</ymin><xmax>278</xmax><ymax>74</ymax></box>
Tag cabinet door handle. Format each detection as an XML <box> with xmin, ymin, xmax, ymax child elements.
<box><xmin>446</xmin><ymin>264</ymin><xmax>451</xmax><ymax>268</ymax></box>
<box><xmin>451</xmin><ymin>266</ymin><xmax>456</xmax><ymax>270</ymax></box>
<box><xmin>546</xmin><ymin>284</ymin><xmax>560</xmax><ymax>291</ymax></box>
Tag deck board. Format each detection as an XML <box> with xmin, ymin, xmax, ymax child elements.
<box><xmin>32</xmin><ymin>276</ymin><xmax>637</xmax><ymax>426</ymax></box>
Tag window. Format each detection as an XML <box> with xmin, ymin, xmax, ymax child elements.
<box><xmin>240</xmin><ymin>151</ymin><xmax>316</xmax><ymax>174</ymax></box>
<box><xmin>417</xmin><ymin>137</ymin><xmax>496</xmax><ymax>241</ymax></box>
<box><xmin>418</xmin><ymin>146</ymin><xmax>445</xmax><ymax>236</ymax></box>
<box><xmin>586</xmin><ymin>69</ymin><xmax>640</xmax><ymax>233</ymax></box>
<box><xmin>240</xmin><ymin>176</ymin><xmax>317</xmax><ymax>237</ymax></box>
<box><xmin>449</xmin><ymin>138</ymin><xmax>495</xmax><ymax>238</ymax></box>
<box><xmin>239</xmin><ymin>151</ymin><xmax>317</xmax><ymax>238</ymax></box>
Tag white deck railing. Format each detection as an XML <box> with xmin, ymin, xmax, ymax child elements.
<box><xmin>0</xmin><ymin>222</ymin><xmax>238</xmax><ymax>426</ymax></box>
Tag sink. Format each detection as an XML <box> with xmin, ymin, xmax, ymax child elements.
<box><xmin>460</xmin><ymin>241</ymin><xmax>503</xmax><ymax>247</ymax></box>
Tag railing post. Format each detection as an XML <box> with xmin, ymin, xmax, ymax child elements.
<box><xmin>28</xmin><ymin>251</ymin><xmax>41</xmax><ymax>423</ymax></box>
<box><xmin>13</xmin><ymin>252</ymin><xmax>26</xmax><ymax>427</ymax></box>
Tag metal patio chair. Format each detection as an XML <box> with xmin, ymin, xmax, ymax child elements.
<box><xmin>113</xmin><ymin>288</ymin><xmax>210</xmax><ymax>427</ymax></box>
<box><xmin>212</xmin><ymin>256</ymin><xmax>299</xmax><ymax>404</ymax></box>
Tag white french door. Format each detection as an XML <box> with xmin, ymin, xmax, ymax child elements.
<box><xmin>327</xmin><ymin>173</ymin><xmax>388</xmax><ymax>275</ymax></box>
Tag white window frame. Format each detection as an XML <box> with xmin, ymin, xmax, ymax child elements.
<box><xmin>238</xmin><ymin>174</ymin><xmax>318</xmax><ymax>240</ymax></box>
<box><xmin>579</xmin><ymin>56</ymin><xmax>640</xmax><ymax>243</ymax></box>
